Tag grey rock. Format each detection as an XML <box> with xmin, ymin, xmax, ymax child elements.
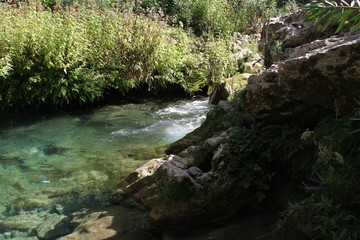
<box><xmin>217</xmin><ymin>101</ymin><xmax>232</xmax><ymax>112</ymax></box>
<box><xmin>247</xmin><ymin>12</ymin><xmax>360</xmax><ymax>122</ymax></box>
<box><xmin>205</xmin><ymin>136</ymin><xmax>224</xmax><ymax>149</ymax></box>
<box><xmin>187</xmin><ymin>167</ymin><xmax>203</xmax><ymax>178</ymax></box>
<box><xmin>178</xmin><ymin>146</ymin><xmax>196</xmax><ymax>158</ymax></box>
<box><xmin>212</xmin><ymin>143</ymin><xmax>230</xmax><ymax>170</ymax></box>
<box><xmin>118</xmin><ymin>152</ymin><xmax>245</xmax><ymax>221</ymax></box>
<box><xmin>259</xmin><ymin>11</ymin><xmax>343</xmax><ymax>67</ymax></box>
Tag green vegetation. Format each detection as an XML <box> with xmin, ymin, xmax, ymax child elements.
<box><xmin>279</xmin><ymin>109</ymin><xmax>360</xmax><ymax>239</ymax></box>
<box><xmin>0</xmin><ymin>3</ymin><xmax>198</xmax><ymax>110</ymax></box>
<box><xmin>199</xmin><ymin>94</ymin><xmax>360</xmax><ymax>239</ymax></box>
<box><xmin>0</xmin><ymin>0</ymin><xmax>298</xmax><ymax>112</ymax></box>
<box><xmin>303</xmin><ymin>0</ymin><xmax>360</xmax><ymax>33</ymax></box>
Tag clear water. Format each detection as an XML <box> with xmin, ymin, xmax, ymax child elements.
<box><xmin>0</xmin><ymin>99</ymin><xmax>209</xmax><ymax>215</ymax></box>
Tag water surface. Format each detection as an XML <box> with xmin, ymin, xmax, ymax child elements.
<box><xmin>0</xmin><ymin>99</ymin><xmax>209</xmax><ymax>214</ymax></box>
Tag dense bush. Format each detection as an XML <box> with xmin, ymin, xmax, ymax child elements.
<box><xmin>0</xmin><ymin>0</ymin><xmax>300</xmax><ymax>111</ymax></box>
<box><xmin>0</xmin><ymin>2</ymin><xmax>230</xmax><ymax>111</ymax></box>
<box><xmin>95</xmin><ymin>0</ymin><xmax>299</xmax><ymax>35</ymax></box>
<box><xmin>279</xmin><ymin>109</ymin><xmax>360</xmax><ymax>239</ymax></box>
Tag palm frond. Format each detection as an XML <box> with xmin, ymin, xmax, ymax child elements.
<box><xmin>302</xmin><ymin>0</ymin><xmax>360</xmax><ymax>33</ymax></box>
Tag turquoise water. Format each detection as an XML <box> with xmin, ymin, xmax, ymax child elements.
<box><xmin>0</xmin><ymin>99</ymin><xmax>209</xmax><ymax>215</ymax></box>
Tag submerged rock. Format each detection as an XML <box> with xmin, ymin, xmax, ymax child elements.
<box><xmin>0</xmin><ymin>210</ymin><xmax>71</xmax><ymax>240</ymax></box>
<box><xmin>58</xmin><ymin>206</ymin><xmax>157</xmax><ymax>240</ymax></box>
<box><xmin>0</xmin><ymin>156</ymin><xmax>25</xmax><ymax>168</ymax></box>
<box><xmin>41</xmin><ymin>144</ymin><xmax>69</xmax><ymax>155</ymax></box>
<box><xmin>36</xmin><ymin>214</ymin><xmax>71</xmax><ymax>239</ymax></box>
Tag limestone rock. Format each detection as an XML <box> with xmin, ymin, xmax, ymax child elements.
<box><xmin>259</xmin><ymin>11</ymin><xmax>344</xmax><ymax>66</ymax></box>
<box><xmin>116</xmin><ymin>153</ymin><xmax>248</xmax><ymax>221</ymax></box>
<box><xmin>125</xmin><ymin>157</ymin><xmax>165</xmax><ymax>184</ymax></box>
<box><xmin>247</xmin><ymin>16</ymin><xmax>360</xmax><ymax>122</ymax></box>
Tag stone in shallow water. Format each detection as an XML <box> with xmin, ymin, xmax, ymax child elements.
<box><xmin>41</xmin><ymin>144</ymin><xmax>69</xmax><ymax>155</ymax></box>
<box><xmin>0</xmin><ymin>156</ymin><xmax>24</xmax><ymax>168</ymax></box>
<box><xmin>36</xmin><ymin>214</ymin><xmax>71</xmax><ymax>239</ymax></box>
<box><xmin>0</xmin><ymin>211</ymin><xmax>71</xmax><ymax>240</ymax></box>
<box><xmin>10</xmin><ymin>238</ymin><xmax>39</xmax><ymax>240</ymax></box>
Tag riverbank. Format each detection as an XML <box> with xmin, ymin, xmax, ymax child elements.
<box><xmin>107</xmin><ymin>10</ymin><xmax>360</xmax><ymax>240</ymax></box>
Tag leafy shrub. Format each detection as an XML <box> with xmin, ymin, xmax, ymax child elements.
<box><xmin>0</xmin><ymin>2</ymin><xmax>220</xmax><ymax>111</ymax></box>
<box><xmin>280</xmin><ymin>109</ymin><xmax>360</xmax><ymax>239</ymax></box>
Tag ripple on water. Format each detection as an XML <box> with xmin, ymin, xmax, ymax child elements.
<box><xmin>0</xmin><ymin>99</ymin><xmax>209</xmax><ymax>218</ymax></box>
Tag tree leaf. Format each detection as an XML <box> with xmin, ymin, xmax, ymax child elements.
<box><xmin>350</xmin><ymin>19</ymin><xmax>360</xmax><ymax>31</ymax></box>
<box><xmin>350</xmin><ymin>14</ymin><xmax>360</xmax><ymax>21</ymax></box>
<box><xmin>333</xmin><ymin>9</ymin><xmax>355</xmax><ymax>19</ymax></box>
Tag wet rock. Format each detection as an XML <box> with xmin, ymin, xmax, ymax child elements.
<box><xmin>0</xmin><ymin>204</ymin><xmax>6</xmax><ymax>217</ymax></box>
<box><xmin>35</xmin><ymin>214</ymin><xmax>71</xmax><ymax>239</ymax></box>
<box><xmin>0</xmin><ymin>212</ymin><xmax>45</xmax><ymax>231</ymax></box>
<box><xmin>8</xmin><ymin>230</ymin><xmax>28</xmax><ymax>238</ymax></box>
<box><xmin>0</xmin><ymin>156</ymin><xmax>25</xmax><ymax>168</ymax></box>
<box><xmin>9</xmin><ymin>237</ymin><xmax>39</xmax><ymax>240</ymax></box>
<box><xmin>0</xmin><ymin>211</ymin><xmax>70</xmax><ymax>240</ymax></box>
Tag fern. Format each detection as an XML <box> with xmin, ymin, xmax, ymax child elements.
<box><xmin>302</xmin><ymin>0</ymin><xmax>360</xmax><ymax>33</ymax></box>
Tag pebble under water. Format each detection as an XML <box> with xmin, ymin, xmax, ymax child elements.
<box><xmin>0</xmin><ymin>99</ymin><xmax>209</xmax><ymax>234</ymax></box>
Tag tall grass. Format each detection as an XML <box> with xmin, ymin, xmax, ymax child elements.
<box><xmin>0</xmin><ymin>0</ymin><xmax>299</xmax><ymax>111</ymax></box>
<box><xmin>0</xmin><ymin>2</ymin><xmax>208</xmax><ymax>111</ymax></box>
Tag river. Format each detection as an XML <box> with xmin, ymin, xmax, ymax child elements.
<box><xmin>0</xmin><ymin>99</ymin><xmax>209</xmax><ymax>219</ymax></box>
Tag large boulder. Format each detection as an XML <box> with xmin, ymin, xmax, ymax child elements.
<box><xmin>114</xmin><ymin>11</ymin><xmax>360</xmax><ymax>233</ymax></box>
<box><xmin>112</xmin><ymin>146</ymin><xmax>251</xmax><ymax>222</ymax></box>
<box><xmin>248</xmin><ymin>13</ymin><xmax>360</xmax><ymax>124</ymax></box>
